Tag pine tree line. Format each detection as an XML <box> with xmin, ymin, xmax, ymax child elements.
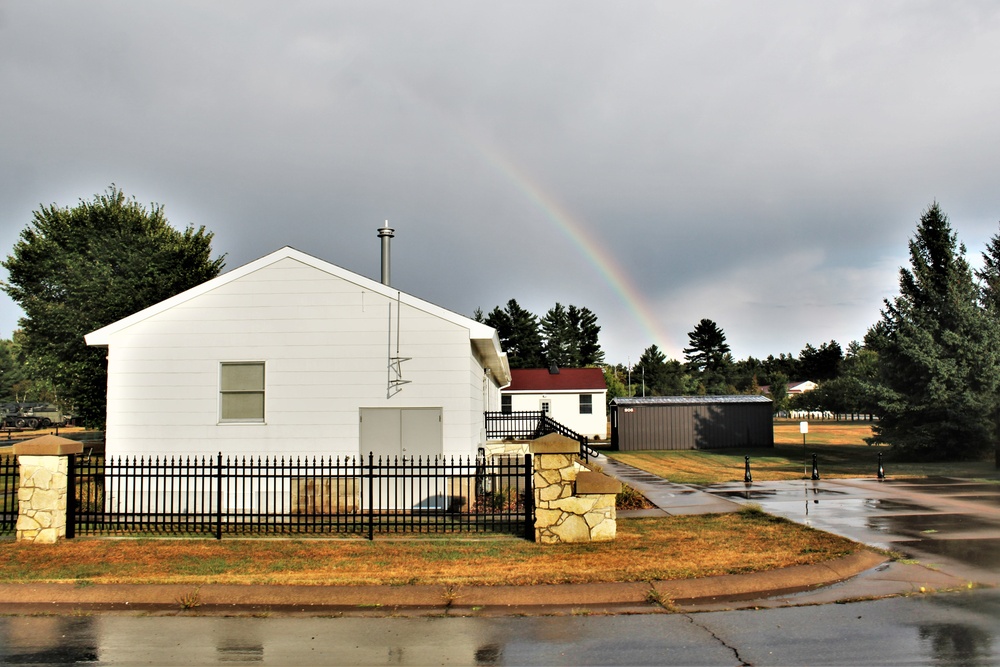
<box><xmin>474</xmin><ymin>300</ymin><xmax>604</xmax><ymax>369</ymax></box>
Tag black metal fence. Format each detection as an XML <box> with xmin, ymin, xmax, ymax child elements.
<box><xmin>0</xmin><ymin>455</ymin><xmax>16</xmax><ymax>535</ymax></box>
<box><xmin>485</xmin><ymin>411</ymin><xmax>597</xmax><ymax>461</ymax></box>
<box><xmin>70</xmin><ymin>452</ymin><xmax>533</xmax><ymax>540</ymax></box>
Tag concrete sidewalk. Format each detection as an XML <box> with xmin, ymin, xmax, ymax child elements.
<box><xmin>589</xmin><ymin>451</ymin><xmax>742</xmax><ymax>516</ymax></box>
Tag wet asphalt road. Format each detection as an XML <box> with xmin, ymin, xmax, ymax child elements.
<box><xmin>2</xmin><ymin>590</ymin><xmax>999</xmax><ymax>666</ymax></box>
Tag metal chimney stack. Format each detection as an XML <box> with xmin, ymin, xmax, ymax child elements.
<box><xmin>377</xmin><ymin>223</ymin><xmax>394</xmax><ymax>286</ymax></box>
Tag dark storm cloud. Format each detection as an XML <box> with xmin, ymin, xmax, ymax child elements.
<box><xmin>2</xmin><ymin>1</ymin><xmax>999</xmax><ymax>362</ymax></box>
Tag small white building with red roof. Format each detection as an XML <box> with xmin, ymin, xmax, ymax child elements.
<box><xmin>501</xmin><ymin>366</ymin><xmax>608</xmax><ymax>440</ymax></box>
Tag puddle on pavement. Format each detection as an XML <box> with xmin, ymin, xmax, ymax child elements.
<box><xmin>877</xmin><ymin>476</ymin><xmax>970</xmax><ymax>485</ymax></box>
<box><xmin>947</xmin><ymin>494</ymin><xmax>1000</xmax><ymax>506</ymax></box>
<box><xmin>646</xmin><ymin>491</ymin><xmax>698</xmax><ymax>499</ymax></box>
<box><xmin>867</xmin><ymin>513</ymin><xmax>1000</xmax><ymax>537</ymax></box>
<box><xmin>883</xmin><ymin>483</ymin><xmax>1000</xmax><ymax>495</ymax></box>
<box><xmin>862</xmin><ymin>498</ymin><xmax>935</xmax><ymax>513</ymax></box>
<box><xmin>714</xmin><ymin>488</ymin><xmax>847</xmax><ymax>500</ymax></box>
<box><xmin>895</xmin><ymin>537</ymin><xmax>1000</xmax><ymax>570</ymax></box>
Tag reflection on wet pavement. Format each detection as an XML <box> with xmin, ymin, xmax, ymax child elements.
<box><xmin>715</xmin><ymin>487</ymin><xmax>847</xmax><ymax>499</ymax></box>
<box><xmin>705</xmin><ymin>477</ymin><xmax>1000</xmax><ymax>584</ymax></box>
<box><xmin>867</xmin><ymin>513</ymin><xmax>1000</xmax><ymax>537</ymax></box>
<box><xmin>877</xmin><ymin>476</ymin><xmax>970</xmax><ymax>485</ymax></box>
<box><xmin>887</xmin><ymin>484</ymin><xmax>1000</xmax><ymax>495</ymax></box>
<box><xmin>895</xmin><ymin>538</ymin><xmax>1000</xmax><ymax>570</ymax></box>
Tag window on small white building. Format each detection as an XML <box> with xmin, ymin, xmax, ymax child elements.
<box><xmin>540</xmin><ymin>400</ymin><xmax>551</xmax><ymax>415</ymax></box>
<box><xmin>220</xmin><ymin>362</ymin><xmax>265</xmax><ymax>422</ymax></box>
<box><xmin>579</xmin><ymin>394</ymin><xmax>593</xmax><ymax>415</ymax></box>
<box><xmin>501</xmin><ymin>395</ymin><xmax>512</xmax><ymax>414</ymax></box>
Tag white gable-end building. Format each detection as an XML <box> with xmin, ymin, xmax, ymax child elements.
<box><xmin>501</xmin><ymin>367</ymin><xmax>608</xmax><ymax>440</ymax></box>
<box><xmin>85</xmin><ymin>247</ymin><xmax>510</xmax><ymax>459</ymax></box>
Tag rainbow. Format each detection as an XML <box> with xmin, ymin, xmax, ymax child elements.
<box><xmin>382</xmin><ymin>80</ymin><xmax>677</xmax><ymax>358</ymax></box>
<box><xmin>473</xmin><ymin>141</ymin><xmax>677</xmax><ymax>358</ymax></box>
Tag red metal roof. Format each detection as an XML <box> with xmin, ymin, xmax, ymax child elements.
<box><xmin>505</xmin><ymin>368</ymin><xmax>607</xmax><ymax>392</ymax></box>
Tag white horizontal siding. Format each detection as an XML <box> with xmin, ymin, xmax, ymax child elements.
<box><xmin>102</xmin><ymin>257</ymin><xmax>487</xmax><ymax>458</ymax></box>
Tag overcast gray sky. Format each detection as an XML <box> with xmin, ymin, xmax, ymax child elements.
<box><xmin>2</xmin><ymin>1</ymin><xmax>999</xmax><ymax>365</ymax></box>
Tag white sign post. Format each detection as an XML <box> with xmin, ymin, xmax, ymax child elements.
<box><xmin>800</xmin><ymin>421</ymin><xmax>809</xmax><ymax>477</ymax></box>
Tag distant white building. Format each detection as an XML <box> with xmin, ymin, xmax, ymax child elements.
<box><xmin>85</xmin><ymin>247</ymin><xmax>510</xmax><ymax>460</ymax></box>
<box><xmin>501</xmin><ymin>367</ymin><xmax>608</xmax><ymax>439</ymax></box>
<box><xmin>760</xmin><ymin>380</ymin><xmax>819</xmax><ymax>395</ymax></box>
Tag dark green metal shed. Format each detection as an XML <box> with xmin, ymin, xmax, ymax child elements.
<box><xmin>610</xmin><ymin>395</ymin><xmax>774</xmax><ymax>451</ymax></box>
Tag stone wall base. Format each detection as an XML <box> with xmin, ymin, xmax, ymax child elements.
<box><xmin>530</xmin><ymin>433</ymin><xmax>620</xmax><ymax>544</ymax></box>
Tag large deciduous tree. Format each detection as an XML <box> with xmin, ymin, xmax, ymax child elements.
<box><xmin>869</xmin><ymin>203</ymin><xmax>1000</xmax><ymax>460</ymax></box>
<box><xmin>2</xmin><ymin>186</ymin><xmax>225</xmax><ymax>427</ymax></box>
<box><xmin>767</xmin><ymin>372</ymin><xmax>789</xmax><ymax>415</ymax></box>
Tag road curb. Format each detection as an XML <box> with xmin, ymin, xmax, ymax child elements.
<box><xmin>0</xmin><ymin>550</ymin><xmax>889</xmax><ymax>616</ymax></box>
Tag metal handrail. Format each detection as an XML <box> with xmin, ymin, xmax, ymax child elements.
<box><xmin>484</xmin><ymin>411</ymin><xmax>594</xmax><ymax>462</ymax></box>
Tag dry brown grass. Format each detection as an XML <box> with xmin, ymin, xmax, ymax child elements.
<box><xmin>773</xmin><ymin>420</ymin><xmax>871</xmax><ymax>446</ymax></box>
<box><xmin>610</xmin><ymin>421</ymin><xmax>1000</xmax><ymax>485</ymax></box>
<box><xmin>0</xmin><ymin>514</ymin><xmax>859</xmax><ymax>587</ymax></box>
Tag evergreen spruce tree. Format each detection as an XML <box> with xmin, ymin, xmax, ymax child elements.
<box><xmin>870</xmin><ymin>203</ymin><xmax>1000</xmax><ymax>460</ymax></box>
<box><xmin>633</xmin><ymin>344</ymin><xmax>666</xmax><ymax>396</ymax></box>
<box><xmin>683</xmin><ymin>319</ymin><xmax>731</xmax><ymax>372</ymax></box>
<box><xmin>484</xmin><ymin>299</ymin><xmax>544</xmax><ymax>369</ymax></box>
<box><xmin>540</xmin><ymin>303</ymin><xmax>575</xmax><ymax>367</ymax></box>
<box><xmin>683</xmin><ymin>318</ymin><xmax>733</xmax><ymax>394</ymax></box>
<box><xmin>975</xmin><ymin>223</ymin><xmax>1000</xmax><ymax>468</ymax></box>
<box><xmin>566</xmin><ymin>305</ymin><xmax>604</xmax><ymax>366</ymax></box>
<box><xmin>631</xmin><ymin>345</ymin><xmax>689</xmax><ymax>396</ymax></box>
<box><xmin>976</xmin><ymin>227</ymin><xmax>1000</xmax><ymax>313</ymax></box>
<box><xmin>798</xmin><ymin>341</ymin><xmax>843</xmax><ymax>381</ymax></box>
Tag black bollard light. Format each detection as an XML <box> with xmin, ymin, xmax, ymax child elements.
<box><xmin>811</xmin><ymin>453</ymin><xmax>820</xmax><ymax>480</ymax></box>
<box><xmin>744</xmin><ymin>455</ymin><xmax>752</xmax><ymax>483</ymax></box>
<box><xmin>877</xmin><ymin>452</ymin><xmax>885</xmax><ymax>480</ymax></box>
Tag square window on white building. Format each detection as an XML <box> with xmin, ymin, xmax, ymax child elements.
<box><xmin>220</xmin><ymin>362</ymin><xmax>265</xmax><ymax>422</ymax></box>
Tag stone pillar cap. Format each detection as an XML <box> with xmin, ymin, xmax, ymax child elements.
<box><xmin>576</xmin><ymin>471</ymin><xmax>622</xmax><ymax>494</ymax></box>
<box><xmin>529</xmin><ymin>432</ymin><xmax>580</xmax><ymax>454</ymax></box>
<box><xmin>14</xmin><ymin>435</ymin><xmax>84</xmax><ymax>456</ymax></box>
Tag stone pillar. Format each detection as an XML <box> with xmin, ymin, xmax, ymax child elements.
<box><xmin>530</xmin><ymin>433</ymin><xmax>621</xmax><ymax>544</ymax></box>
<box><xmin>14</xmin><ymin>435</ymin><xmax>83</xmax><ymax>544</ymax></box>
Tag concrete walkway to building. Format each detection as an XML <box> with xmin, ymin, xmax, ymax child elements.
<box><xmin>588</xmin><ymin>450</ymin><xmax>743</xmax><ymax>516</ymax></box>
